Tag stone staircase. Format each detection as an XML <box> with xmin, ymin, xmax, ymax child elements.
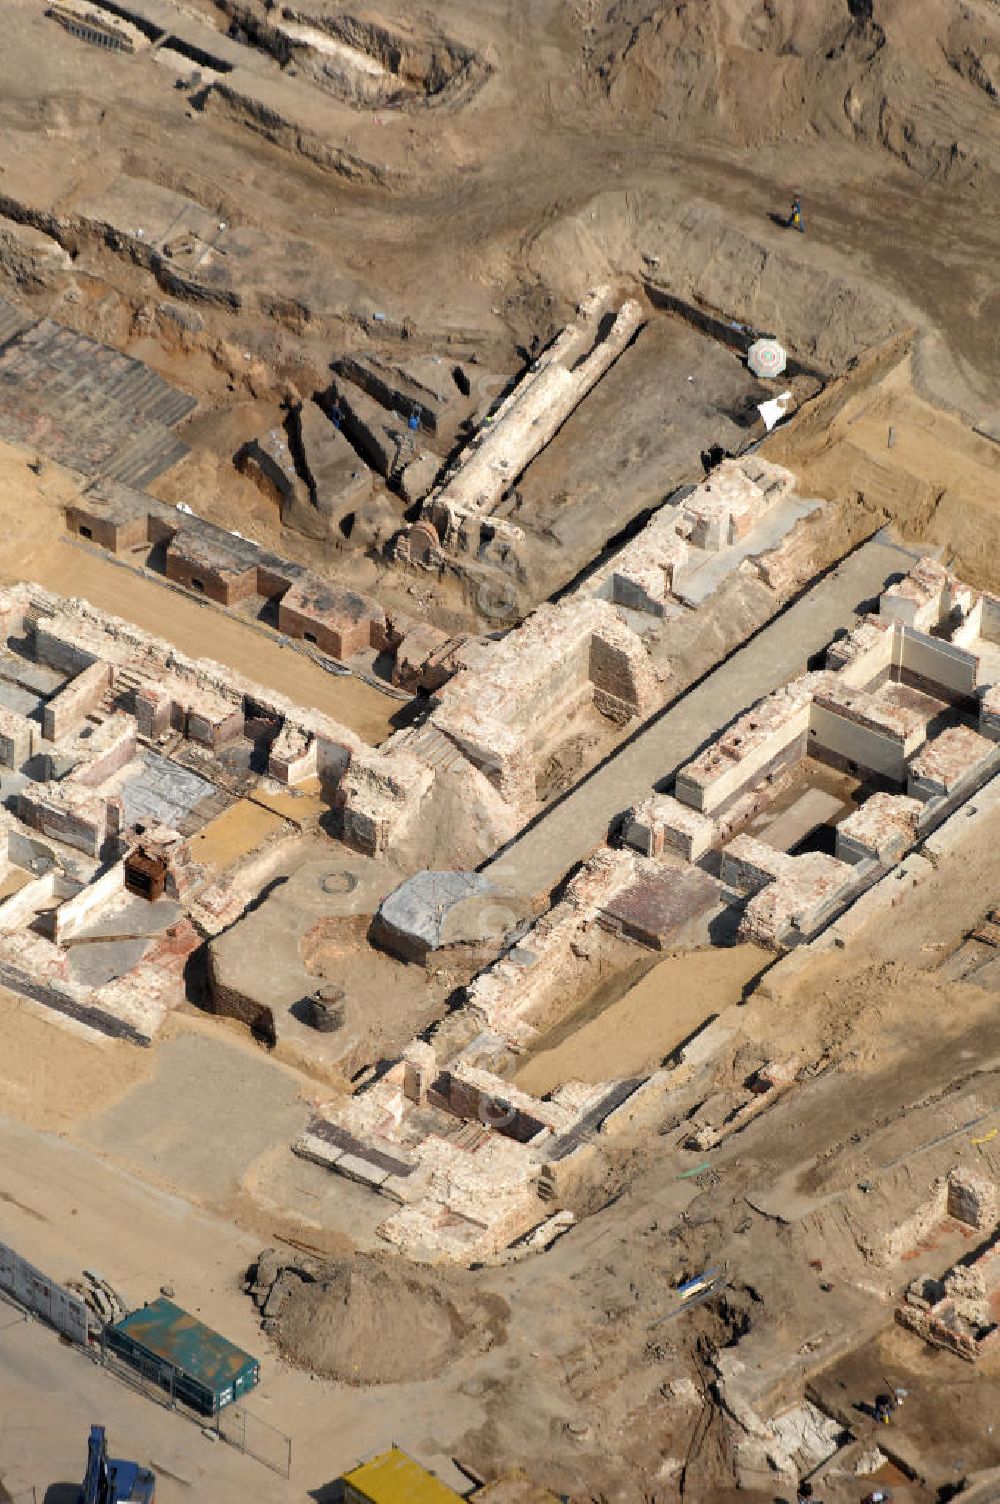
<box><xmin>536</xmin><ymin>1165</ymin><xmax>558</xmax><ymax>1202</ymax></box>
<box><xmin>100</xmin><ymin>664</ymin><xmax>146</xmax><ymax>717</ymax></box>
<box><xmin>394</xmin><ymin>722</ymin><xmax>468</xmax><ymax>774</ymax></box>
<box><xmin>0</xmin><ymin>315</ymin><xmax>195</xmax><ymax>487</ymax></box>
<box><xmin>446</xmin><ymin>1119</ymin><xmax>491</xmax><ymax>1152</ymax></box>
<box><xmin>103</xmin><ymin>428</ymin><xmax>189</xmax><ymax>488</ymax></box>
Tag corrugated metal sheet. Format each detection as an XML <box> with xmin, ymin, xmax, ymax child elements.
<box><xmin>343</xmin><ymin>1448</ymin><xmax>462</xmax><ymax>1504</ymax></box>
<box><xmin>109</xmin><ymin>1298</ymin><xmax>258</xmax><ymax>1410</ymax></box>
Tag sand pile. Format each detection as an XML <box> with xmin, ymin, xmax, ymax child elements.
<box><xmin>251</xmin><ymin>1250</ymin><xmax>508</xmax><ymax>1385</ymax></box>
<box><xmin>590</xmin><ymin>0</ymin><xmax>1000</xmax><ymax>189</ymax></box>
<box><xmin>762</xmin><ymin>355</ymin><xmax>1000</xmax><ymax>593</ymax></box>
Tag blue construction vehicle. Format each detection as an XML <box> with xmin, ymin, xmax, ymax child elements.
<box><xmin>79</xmin><ymin>1425</ymin><xmax>155</xmax><ymax>1504</ymax></box>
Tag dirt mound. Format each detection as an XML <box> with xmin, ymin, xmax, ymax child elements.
<box><xmin>268</xmin><ymin>1251</ymin><xmax>507</xmax><ymax>1385</ymax></box>
<box><xmin>528</xmin><ymin>187</ymin><xmax>904</xmax><ymax>373</ymax></box>
<box><xmin>589</xmin><ymin>0</ymin><xmax>1000</xmax><ymax>188</ymax></box>
<box><xmin>762</xmin><ymin>352</ymin><xmax>1000</xmax><ymax>592</ymax></box>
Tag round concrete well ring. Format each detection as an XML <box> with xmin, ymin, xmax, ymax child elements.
<box><xmin>321</xmin><ymin>869</ymin><xmax>360</xmax><ymax>896</ymax></box>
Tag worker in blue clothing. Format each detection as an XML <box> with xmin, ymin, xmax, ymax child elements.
<box><xmin>789</xmin><ymin>194</ymin><xmax>805</xmax><ymax>233</ymax></box>
<box><xmin>873</xmin><ymin>1390</ymin><xmax>896</xmax><ymax>1424</ymax></box>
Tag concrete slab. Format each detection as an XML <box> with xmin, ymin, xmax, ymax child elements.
<box><xmin>79</xmin><ymin>1032</ymin><xmax>308</xmax><ymax>1202</ymax></box>
<box><xmin>372</xmin><ymin>869</ymin><xmax>502</xmax><ymax>960</ymax></box>
<box><xmin>64</xmin><ymin>893</ymin><xmax>183</xmax><ymax>988</ymax></box>
<box><xmin>335</xmin><ymin>1151</ymin><xmax>391</xmax><ymax>1189</ymax></box>
<box><xmin>675</xmin><ymin>497</ymin><xmax>820</xmax><ymax>607</ymax></box>
<box><xmin>0</xmin><ymin>770</ymin><xmax>29</xmax><ymax>807</ymax></box>
<box><xmin>294</xmin><ymin>1130</ymin><xmax>344</xmax><ymax>1168</ymax></box>
<box><xmin>68</xmin><ymin>936</ymin><xmax>149</xmax><ymax>986</ymax></box>
<box><xmin>73</xmin><ymin>894</ymin><xmax>182</xmax><ymax>940</ymax></box>
<box><xmin>0</xmin><ymin>649</ymin><xmax>66</xmax><ymax>697</ymax></box>
<box><xmin>120</xmin><ymin>751</ymin><xmax>218</xmax><ymax>828</ymax></box>
<box><xmin>0</xmin><ymin>678</ymin><xmax>40</xmax><ymax>717</ymax></box>
<box><xmin>757</xmin><ymin>788</ymin><xmax>845</xmax><ymax>852</ymax></box>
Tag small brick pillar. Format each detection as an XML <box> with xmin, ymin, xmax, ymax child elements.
<box><xmin>403</xmin><ymin>1041</ymin><xmax>436</xmax><ymax>1105</ymax></box>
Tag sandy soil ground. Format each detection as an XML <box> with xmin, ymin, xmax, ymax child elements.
<box><xmin>0</xmin><ymin>0</ymin><xmax>998</xmax><ymax>1496</ymax></box>
<box><xmin>30</xmin><ymin>540</ymin><xmax>399</xmax><ymax>741</ymax></box>
<box><xmin>516</xmin><ymin>944</ymin><xmax>769</xmax><ymax>1095</ymax></box>
<box><xmin>186</xmin><ymin>798</ymin><xmax>289</xmax><ymax>872</ymax></box>
<box><xmin>0</xmin><ymin>988</ymin><xmax>152</xmax><ymax>1133</ymax></box>
<box><xmin>763</xmin><ymin>353</ymin><xmax>1000</xmax><ymax>591</ymax></box>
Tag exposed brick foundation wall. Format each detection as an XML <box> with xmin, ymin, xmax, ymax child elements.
<box><xmin>207</xmin><ymin>954</ymin><xmax>277</xmax><ymax>1046</ymax></box>
<box><xmin>165</xmin><ymin>554</ymin><xmax>257</xmax><ymax>606</ymax></box>
<box><xmin>589</xmin><ymin>630</ymin><xmax>657</xmax><ymax>722</ymax></box>
<box><xmin>66</xmin><ymin>507</ymin><xmax>145</xmax><ymax>554</ymax></box>
<box><xmin>278</xmin><ymin>603</ymin><xmax>374</xmax><ymax>660</ymax></box>
<box><xmin>42</xmin><ymin>661</ymin><xmax>111</xmax><ymax>741</ymax></box>
<box><xmin>0</xmin><ymin>959</ymin><xmax>151</xmax><ymax>1045</ymax></box>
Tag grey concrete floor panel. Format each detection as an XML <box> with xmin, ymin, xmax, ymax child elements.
<box><xmin>121</xmin><ymin>751</ymin><xmax>217</xmax><ymax>828</ymax></box>
<box><xmin>69</xmin><ymin>937</ymin><xmax>149</xmax><ymax>987</ymax></box>
<box><xmin>0</xmin><ymin>678</ymin><xmax>40</xmax><ymax>717</ymax></box>
<box><xmin>74</xmin><ymin>894</ymin><xmax>181</xmax><ymax>940</ymax></box>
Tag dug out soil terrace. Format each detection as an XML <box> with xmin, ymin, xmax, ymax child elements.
<box><xmin>0</xmin><ymin>0</ymin><xmax>998</xmax><ymax>1500</ymax></box>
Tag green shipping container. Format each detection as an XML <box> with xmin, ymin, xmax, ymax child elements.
<box><xmin>106</xmin><ymin>1298</ymin><xmax>259</xmax><ymax>1415</ymax></box>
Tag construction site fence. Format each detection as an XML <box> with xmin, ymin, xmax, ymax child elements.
<box><xmin>217</xmin><ymin>1402</ymin><xmax>292</xmax><ymax>1478</ymax></box>
<box><xmin>0</xmin><ymin>1233</ymin><xmax>291</xmax><ymax>1482</ymax></box>
<box><xmin>0</xmin><ymin>1239</ymin><xmax>89</xmax><ymax>1345</ymax></box>
<box><xmin>98</xmin><ymin>1328</ymin><xmax>181</xmax><ymax>1410</ymax></box>
<box><xmin>96</xmin><ymin>1330</ymin><xmax>291</xmax><ymax>1478</ymax></box>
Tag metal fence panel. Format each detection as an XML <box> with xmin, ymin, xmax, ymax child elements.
<box><xmin>217</xmin><ymin>1405</ymin><xmax>291</xmax><ymax>1478</ymax></box>
<box><xmin>0</xmin><ymin>1241</ymin><xmax>89</xmax><ymax>1345</ymax></box>
<box><xmin>99</xmin><ymin>1331</ymin><xmax>178</xmax><ymax>1412</ymax></box>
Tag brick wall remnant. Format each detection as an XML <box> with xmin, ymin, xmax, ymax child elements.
<box><xmin>947</xmin><ymin>1168</ymin><xmax>997</xmax><ymax>1230</ymax></box>
<box><xmin>403</xmin><ymin>1041</ymin><xmax>436</xmax><ymax>1105</ymax></box>
<box><xmin>0</xmin><ymin>708</ymin><xmax>34</xmax><ymax>769</ymax></box>
<box><xmin>590</xmin><ymin>617</ymin><xmax>661</xmax><ymax>722</ymax></box>
<box><xmin>622</xmin><ymin>793</ymin><xmax>715</xmax><ymax>861</ymax></box>
<box><xmin>278</xmin><ymin>574</ymin><xmax>386</xmax><ymax>661</ymax></box>
<box><xmin>338</xmin><ymin>748</ymin><xmax>433</xmax><ymax>858</ymax></box>
<box><xmin>907</xmin><ymin>724</ymin><xmax>997</xmax><ymax>801</ymax></box>
<box><xmin>18</xmin><ymin>781</ymin><xmax>117</xmax><ymax>858</ymax></box>
<box><xmin>431</xmin><ymin>597</ymin><xmax>657</xmax><ymax>807</ymax></box>
<box><xmin>675</xmin><ymin>457</ymin><xmax>795</xmax><ymax>552</ymax></box>
<box><xmin>42</xmin><ymin>660</ymin><xmax>111</xmax><ymax>741</ymax></box>
<box><xmin>835</xmin><ymin>792</ymin><xmax>923</xmax><ymax>863</ymax></box>
<box><xmin>165</xmin><ymin>526</ymin><xmax>261</xmax><ymax>606</ymax></box>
